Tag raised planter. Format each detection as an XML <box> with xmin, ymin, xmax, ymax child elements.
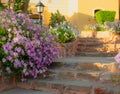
<box><xmin>57</xmin><ymin>39</ymin><xmax>78</xmax><ymax>57</ymax></box>
<box><xmin>80</xmin><ymin>31</ymin><xmax>116</xmax><ymax>38</ymax></box>
<box><xmin>0</xmin><ymin>63</ymin><xmax>16</xmax><ymax>92</ymax></box>
<box><xmin>0</xmin><ymin>63</ymin><xmax>2</xmax><ymax>77</ymax></box>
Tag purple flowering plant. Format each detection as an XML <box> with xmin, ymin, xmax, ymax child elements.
<box><xmin>0</xmin><ymin>10</ymin><xmax>59</xmax><ymax>81</ymax></box>
<box><xmin>114</xmin><ymin>52</ymin><xmax>120</xmax><ymax>68</ymax></box>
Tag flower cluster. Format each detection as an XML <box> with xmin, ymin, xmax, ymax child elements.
<box><xmin>0</xmin><ymin>10</ymin><xmax>59</xmax><ymax>80</ymax></box>
<box><xmin>114</xmin><ymin>52</ymin><xmax>120</xmax><ymax>69</ymax></box>
<box><xmin>84</xmin><ymin>21</ymin><xmax>120</xmax><ymax>34</ymax></box>
<box><xmin>84</xmin><ymin>24</ymin><xmax>108</xmax><ymax>31</ymax></box>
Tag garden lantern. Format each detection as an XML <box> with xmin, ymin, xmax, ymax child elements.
<box><xmin>36</xmin><ymin>0</ymin><xmax>45</xmax><ymax>25</ymax></box>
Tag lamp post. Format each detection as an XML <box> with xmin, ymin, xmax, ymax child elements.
<box><xmin>36</xmin><ymin>0</ymin><xmax>45</xmax><ymax>25</ymax></box>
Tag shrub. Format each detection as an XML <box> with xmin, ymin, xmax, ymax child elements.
<box><xmin>104</xmin><ymin>21</ymin><xmax>120</xmax><ymax>34</ymax></box>
<box><xmin>84</xmin><ymin>24</ymin><xmax>108</xmax><ymax>31</ymax></box>
<box><xmin>50</xmin><ymin>21</ymin><xmax>77</xmax><ymax>43</ymax></box>
<box><xmin>0</xmin><ymin>3</ymin><xmax>6</xmax><ymax>11</ymax></box>
<box><xmin>13</xmin><ymin>0</ymin><xmax>30</xmax><ymax>13</ymax></box>
<box><xmin>0</xmin><ymin>10</ymin><xmax>59</xmax><ymax>81</ymax></box>
<box><xmin>49</xmin><ymin>10</ymin><xmax>66</xmax><ymax>27</ymax></box>
<box><xmin>95</xmin><ymin>10</ymin><xmax>116</xmax><ymax>24</ymax></box>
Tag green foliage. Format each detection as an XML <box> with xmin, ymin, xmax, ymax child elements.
<box><xmin>50</xmin><ymin>21</ymin><xmax>77</xmax><ymax>43</ymax></box>
<box><xmin>84</xmin><ymin>21</ymin><xmax>120</xmax><ymax>35</ymax></box>
<box><xmin>104</xmin><ymin>21</ymin><xmax>120</xmax><ymax>34</ymax></box>
<box><xmin>0</xmin><ymin>10</ymin><xmax>59</xmax><ymax>81</ymax></box>
<box><xmin>13</xmin><ymin>0</ymin><xmax>30</xmax><ymax>13</ymax></box>
<box><xmin>111</xmin><ymin>75</ymin><xmax>120</xmax><ymax>82</ymax></box>
<box><xmin>0</xmin><ymin>3</ymin><xmax>6</xmax><ymax>11</ymax></box>
<box><xmin>0</xmin><ymin>27</ymin><xmax>8</xmax><ymax>61</ymax></box>
<box><xmin>84</xmin><ymin>24</ymin><xmax>108</xmax><ymax>31</ymax></box>
<box><xmin>95</xmin><ymin>10</ymin><xmax>116</xmax><ymax>24</ymax></box>
<box><xmin>49</xmin><ymin>10</ymin><xmax>66</xmax><ymax>27</ymax></box>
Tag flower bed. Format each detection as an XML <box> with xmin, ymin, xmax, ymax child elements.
<box><xmin>0</xmin><ymin>10</ymin><xmax>59</xmax><ymax>81</ymax></box>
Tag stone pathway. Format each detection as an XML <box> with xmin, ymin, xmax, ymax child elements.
<box><xmin>0</xmin><ymin>88</ymin><xmax>54</xmax><ymax>94</ymax></box>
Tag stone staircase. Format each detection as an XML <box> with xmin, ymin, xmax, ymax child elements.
<box><xmin>16</xmin><ymin>31</ymin><xmax>120</xmax><ymax>94</ymax></box>
<box><xmin>75</xmin><ymin>31</ymin><xmax>120</xmax><ymax>57</ymax></box>
<box><xmin>17</xmin><ymin>57</ymin><xmax>120</xmax><ymax>94</ymax></box>
<box><xmin>1</xmin><ymin>31</ymin><xmax>120</xmax><ymax>94</ymax></box>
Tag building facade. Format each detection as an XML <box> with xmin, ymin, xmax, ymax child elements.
<box><xmin>38</xmin><ymin>0</ymin><xmax>119</xmax><ymax>30</ymax></box>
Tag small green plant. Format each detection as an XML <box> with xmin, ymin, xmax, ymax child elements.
<box><xmin>0</xmin><ymin>3</ymin><xmax>6</xmax><ymax>11</ymax></box>
<box><xmin>13</xmin><ymin>0</ymin><xmax>30</xmax><ymax>13</ymax></box>
<box><xmin>49</xmin><ymin>10</ymin><xmax>66</xmax><ymax>27</ymax></box>
<box><xmin>50</xmin><ymin>21</ymin><xmax>77</xmax><ymax>43</ymax></box>
<box><xmin>84</xmin><ymin>24</ymin><xmax>108</xmax><ymax>31</ymax></box>
<box><xmin>95</xmin><ymin>10</ymin><xmax>116</xmax><ymax>24</ymax></box>
<box><xmin>84</xmin><ymin>21</ymin><xmax>120</xmax><ymax>34</ymax></box>
<box><xmin>104</xmin><ymin>21</ymin><xmax>120</xmax><ymax>34</ymax></box>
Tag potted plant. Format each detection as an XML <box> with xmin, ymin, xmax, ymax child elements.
<box><xmin>50</xmin><ymin>21</ymin><xmax>78</xmax><ymax>57</ymax></box>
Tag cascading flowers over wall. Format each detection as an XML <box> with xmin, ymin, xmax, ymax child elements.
<box><xmin>0</xmin><ymin>10</ymin><xmax>59</xmax><ymax>81</ymax></box>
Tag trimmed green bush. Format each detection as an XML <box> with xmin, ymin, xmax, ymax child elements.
<box><xmin>95</xmin><ymin>10</ymin><xmax>116</xmax><ymax>24</ymax></box>
<box><xmin>49</xmin><ymin>10</ymin><xmax>66</xmax><ymax>27</ymax></box>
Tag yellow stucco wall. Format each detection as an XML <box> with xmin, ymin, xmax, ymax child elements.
<box><xmin>45</xmin><ymin>0</ymin><xmax>78</xmax><ymax>17</ymax></box>
<box><xmin>45</xmin><ymin>0</ymin><xmax>69</xmax><ymax>15</ymax></box>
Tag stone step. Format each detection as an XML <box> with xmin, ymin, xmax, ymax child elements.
<box><xmin>76</xmin><ymin>48</ymin><xmax>118</xmax><ymax>55</ymax></box>
<box><xmin>53</xmin><ymin>57</ymin><xmax>117</xmax><ymax>71</ymax></box>
<box><xmin>75</xmin><ymin>52</ymin><xmax>117</xmax><ymax>57</ymax></box>
<box><xmin>54</xmin><ymin>57</ymin><xmax>115</xmax><ymax>64</ymax></box>
<box><xmin>17</xmin><ymin>79</ymin><xmax>92</xmax><ymax>94</ymax></box>
<box><xmin>77</xmin><ymin>38</ymin><xmax>108</xmax><ymax>42</ymax></box>
<box><xmin>78</xmin><ymin>38</ymin><xmax>118</xmax><ymax>42</ymax></box>
<box><xmin>17</xmin><ymin>79</ymin><xmax>120</xmax><ymax>94</ymax></box>
<box><xmin>77</xmin><ymin>43</ymin><xmax>120</xmax><ymax>50</ymax></box>
<box><xmin>78</xmin><ymin>42</ymin><xmax>103</xmax><ymax>47</ymax></box>
<box><xmin>77</xmin><ymin>47</ymin><xmax>104</xmax><ymax>52</ymax></box>
<box><xmin>45</xmin><ymin>69</ymin><xmax>101</xmax><ymax>81</ymax></box>
<box><xmin>44</xmin><ymin>69</ymin><xmax>120</xmax><ymax>83</ymax></box>
<box><xmin>77</xmin><ymin>38</ymin><xmax>116</xmax><ymax>44</ymax></box>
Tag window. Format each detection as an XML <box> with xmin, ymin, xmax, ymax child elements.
<box><xmin>94</xmin><ymin>9</ymin><xmax>101</xmax><ymax>14</ymax></box>
<box><xmin>94</xmin><ymin>9</ymin><xmax>102</xmax><ymax>18</ymax></box>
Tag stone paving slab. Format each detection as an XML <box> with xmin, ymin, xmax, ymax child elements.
<box><xmin>0</xmin><ymin>88</ymin><xmax>54</xmax><ymax>94</ymax></box>
<box><xmin>55</xmin><ymin>56</ymin><xmax>115</xmax><ymax>63</ymax></box>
